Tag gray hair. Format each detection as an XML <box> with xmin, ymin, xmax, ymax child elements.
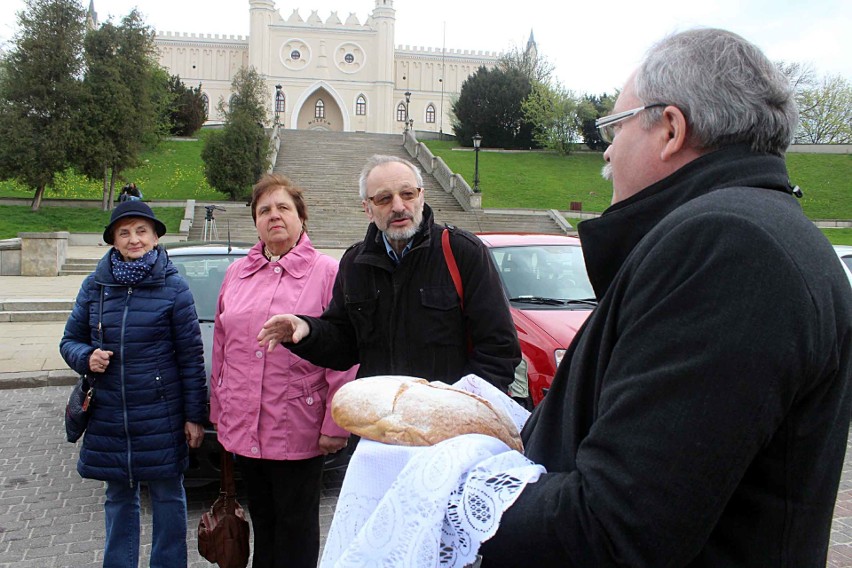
<box><xmin>634</xmin><ymin>28</ymin><xmax>798</xmax><ymax>156</ymax></box>
<box><xmin>358</xmin><ymin>155</ymin><xmax>424</xmax><ymax>200</ymax></box>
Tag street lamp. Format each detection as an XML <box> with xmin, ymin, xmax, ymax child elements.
<box><xmin>404</xmin><ymin>90</ymin><xmax>411</xmax><ymax>131</ymax></box>
<box><xmin>274</xmin><ymin>84</ymin><xmax>282</xmax><ymax>125</ymax></box>
<box><xmin>472</xmin><ymin>133</ymin><xmax>482</xmax><ymax>193</ymax></box>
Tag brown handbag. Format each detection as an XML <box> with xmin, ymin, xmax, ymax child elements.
<box><xmin>198</xmin><ymin>447</ymin><xmax>251</xmax><ymax>568</ymax></box>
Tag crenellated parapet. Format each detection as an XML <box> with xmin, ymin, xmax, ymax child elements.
<box><xmin>282</xmin><ymin>8</ymin><xmax>369</xmax><ymax>29</ymax></box>
<box><xmin>396</xmin><ymin>45</ymin><xmax>501</xmax><ymax>58</ymax></box>
<box><xmin>155</xmin><ymin>31</ymin><xmax>249</xmax><ymax>47</ymax></box>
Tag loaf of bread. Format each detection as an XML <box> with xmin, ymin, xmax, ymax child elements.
<box><xmin>331</xmin><ymin>375</ymin><xmax>523</xmax><ymax>452</ymax></box>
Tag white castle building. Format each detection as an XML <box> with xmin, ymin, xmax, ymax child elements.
<box><xmin>154</xmin><ymin>0</ymin><xmax>503</xmax><ymax>135</ymax></box>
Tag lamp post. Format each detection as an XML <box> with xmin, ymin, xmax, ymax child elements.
<box><xmin>274</xmin><ymin>84</ymin><xmax>282</xmax><ymax>125</ymax></box>
<box><xmin>472</xmin><ymin>133</ymin><xmax>482</xmax><ymax>193</ymax></box>
<box><xmin>404</xmin><ymin>90</ymin><xmax>411</xmax><ymax>132</ymax></box>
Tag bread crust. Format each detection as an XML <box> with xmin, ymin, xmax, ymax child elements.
<box><xmin>331</xmin><ymin>376</ymin><xmax>523</xmax><ymax>452</ymax></box>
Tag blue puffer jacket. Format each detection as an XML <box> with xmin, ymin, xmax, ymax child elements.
<box><xmin>60</xmin><ymin>246</ymin><xmax>207</xmax><ymax>483</ymax></box>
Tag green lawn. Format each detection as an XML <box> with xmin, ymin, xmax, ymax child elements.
<box><xmin>0</xmin><ymin>134</ymin><xmax>849</xmax><ymax>244</ymax></box>
<box><xmin>0</xmin><ymin>206</ymin><xmax>185</xmax><ymax>240</ymax></box>
<box><xmin>0</xmin><ymin>129</ymin><xmax>223</xmax><ymax>202</ymax></box>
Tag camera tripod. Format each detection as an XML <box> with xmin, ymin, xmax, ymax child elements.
<box><xmin>202</xmin><ymin>205</ymin><xmax>226</xmax><ymax>241</ymax></box>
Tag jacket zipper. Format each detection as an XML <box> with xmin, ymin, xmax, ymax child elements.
<box><xmin>121</xmin><ymin>287</ymin><xmax>134</xmax><ymax>487</ymax></box>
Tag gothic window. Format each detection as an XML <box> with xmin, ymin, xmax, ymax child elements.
<box><xmin>396</xmin><ymin>103</ymin><xmax>407</xmax><ymax>122</ymax></box>
<box><xmin>275</xmin><ymin>91</ymin><xmax>285</xmax><ymax>114</ymax></box>
<box><xmin>201</xmin><ymin>93</ymin><xmax>209</xmax><ymax>119</ymax></box>
<box><xmin>356</xmin><ymin>95</ymin><xmax>367</xmax><ymax>116</ymax></box>
<box><xmin>315</xmin><ymin>99</ymin><xmax>325</xmax><ymax>119</ymax></box>
<box><xmin>425</xmin><ymin>104</ymin><xmax>436</xmax><ymax>124</ymax></box>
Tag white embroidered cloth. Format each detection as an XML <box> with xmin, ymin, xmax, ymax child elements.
<box><xmin>320</xmin><ymin>375</ymin><xmax>546</xmax><ymax>568</ymax></box>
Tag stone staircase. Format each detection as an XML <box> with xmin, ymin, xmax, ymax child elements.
<box><xmin>0</xmin><ymin>299</ymin><xmax>74</xmax><ymax>322</ymax></box>
<box><xmin>188</xmin><ymin>130</ymin><xmax>566</xmax><ymax>247</ymax></box>
<box><xmin>59</xmin><ymin>257</ymin><xmax>99</xmax><ymax>276</ymax></box>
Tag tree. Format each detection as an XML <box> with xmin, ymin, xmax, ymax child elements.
<box><xmin>167</xmin><ymin>75</ymin><xmax>206</xmax><ymax>137</ymax></box>
<box><xmin>218</xmin><ymin>66</ymin><xmax>268</xmax><ymax>126</ymax></box>
<box><xmin>578</xmin><ymin>93</ymin><xmax>616</xmax><ymax>151</ymax></box>
<box><xmin>498</xmin><ymin>34</ymin><xmax>554</xmax><ymax>87</ymax></box>
<box><xmin>452</xmin><ymin>65</ymin><xmax>535</xmax><ymax>149</ymax></box>
<box><xmin>75</xmin><ymin>10</ymin><xmax>163</xmax><ymax>209</ymax></box>
<box><xmin>522</xmin><ymin>82</ymin><xmax>583</xmax><ymax>155</ymax></box>
<box><xmin>202</xmin><ymin>66</ymin><xmax>269</xmax><ymax>200</ymax></box>
<box><xmin>0</xmin><ymin>0</ymin><xmax>87</xmax><ymax>211</ymax></box>
<box><xmin>796</xmin><ymin>74</ymin><xmax>852</xmax><ymax>144</ymax></box>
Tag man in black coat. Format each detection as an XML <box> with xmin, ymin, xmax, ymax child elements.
<box><xmin>258</xmin><ymin>155</ymin><xmax>520</xmax><ymax>390</ymax></box>
<box><xmin>479</xmin><ymin>28</ymin><xmax>852</xmax><ymax>567</ymax></box>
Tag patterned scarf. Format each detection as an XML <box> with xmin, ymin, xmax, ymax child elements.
<box><xmin>110</xmin><ymin>248</ymin><xmax>159</xmax><ymax>286</ymax></box>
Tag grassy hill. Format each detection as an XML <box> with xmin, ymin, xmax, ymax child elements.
<box><xmin>422</xmin><ymin>141</ymin><xmax>852</xmax><ymax>220</ymax></box>
<box><xmin>0</xmin><ymin>133</ymin><xmax>850</xmax><ymax>244</ymax></box>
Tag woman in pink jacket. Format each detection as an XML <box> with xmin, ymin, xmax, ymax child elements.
<box><xmin>210</xmin><ymin>173</ymin><xmax>356</xmax><ymax>568</ymax></box>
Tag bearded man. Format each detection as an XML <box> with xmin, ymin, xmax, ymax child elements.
<box><xmin>258</xmin><ymin>154</ymin><xmax>520</xmax><ymax>389</ymax></box>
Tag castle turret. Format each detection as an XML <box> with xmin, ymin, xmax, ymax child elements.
<box><xmin>371</xmin><ymin>0</ymin><xmax>396</xmax><ymax>133</ymax></box>
<box><xmin>249</xmin><ymin>0</ymin><xmax>276</xmax><ymax>74</ymax></box>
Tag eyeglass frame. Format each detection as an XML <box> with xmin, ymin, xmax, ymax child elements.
<box><xmin>595</xmin><ymin>103</ymin><xmax>668</xmax><ymax>144</ymax></box>
<box><xmin>365</xmin><ymin>186</ymin><xmax>422</xmax><ymax>207</ymax></box>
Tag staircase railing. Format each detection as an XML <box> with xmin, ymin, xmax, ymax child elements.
<box><xmin>402</xmin><ymin>130</ymin><xmax>481</xmax><ymax>211</ymax></box>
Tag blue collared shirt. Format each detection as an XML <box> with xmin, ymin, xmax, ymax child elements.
<box><xmin>382</xmin><ymin>233</ymin><xmax>414</xmax><ymax>266</ymax></box>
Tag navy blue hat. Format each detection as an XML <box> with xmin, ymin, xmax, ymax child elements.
<box><xmin>103</xmin><ymin>200</ymin><xmax>167</xmax><ymax>244</ymax></box>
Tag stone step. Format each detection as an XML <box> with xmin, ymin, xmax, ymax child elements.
<box><xmin>0</xmin><ymin>299</ymin><xmax>75</xmax><ymax>312</ymax></box>
<box><xmin>0</xmin><ymin>310</ymin><xmax>71</xmax><ymax>322</ymax></box>
<box><xmin>187</xmin><ymin>130</ymin><xmax>567</xmax><ymax>242</ymax></box>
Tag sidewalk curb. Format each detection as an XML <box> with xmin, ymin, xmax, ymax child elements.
<box><xmin>0</xmin><ymin>369</ymin><xmax>78</xmax><ymax>390</ymax></box>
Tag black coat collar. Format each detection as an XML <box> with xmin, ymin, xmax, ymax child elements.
<box><xmin>578</xmin><ymin>146</ymin><xmax>794</xmax><ymax>299</ymax></box>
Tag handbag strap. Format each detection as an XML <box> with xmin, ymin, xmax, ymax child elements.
<box><xmin>219</xmin><ymin>446</ymin><xmax>237</xmax><ymax>498</ymax></box>
<box><xmin>88</xmin><ymin>287</ymin><xmax>106</xmax><ymax>388</ymax></box>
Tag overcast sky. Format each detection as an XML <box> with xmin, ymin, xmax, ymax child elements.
<box><xmin>1</xmin><ymin>0</ymin><xmax>850</xmax><ymax>95</ymax></box>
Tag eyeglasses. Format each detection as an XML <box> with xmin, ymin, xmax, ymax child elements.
<box><xmin>366</xmin><ymin>187</ymin><xmax>422</xmax><ymax>207</ymax></box>
<box><xmin>595</xmin><ymin>103</ymin><xmax>668</xmax><ymax>144</ymax></box>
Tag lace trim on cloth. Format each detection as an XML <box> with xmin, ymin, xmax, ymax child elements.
<box><xmin>320</xmin><ymin>375</ymin><xmax>546</xmax><ymax>568</ymax></box>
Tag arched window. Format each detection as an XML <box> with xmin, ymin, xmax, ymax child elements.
<box><xmin>425</xmin><ymin>104</ymin><xmax>436</xmax><ymax>124</ymax></box>
<box><xmin>228</xmin><ymin>94</ymin><xmax>239</xmax><ymax>112</ymax></box>
<box><xmin>356</xmin><ymin>95</ymin><xmax>367</xmax><ymax>116</ymax></box>
<box><xmin>396</xmin><ymin>102</ymin><xmax>407</xmax><ymax>122</ymax></box>
<box><xmin>275</xmin><ymin>91</ymin><xmax>285</xmax><ymax>114</ymax></box>
<box><xmin>315</xmin><ymin>99</ymin><xmax>325</xmax><ymax>119</ymax></box>
<box><xmin>201</xmin><ymin>93</ymin><xmax>209</xmax><ymax>119</ymax></box>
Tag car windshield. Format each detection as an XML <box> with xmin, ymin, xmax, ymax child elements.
<box><xmin>170</xmin><ymin>255</ymin><xmax>241</xmax><ymax>321</ymax></box>
<box><xmin>488</xmin><ymin>244</ymin><xmax>595</xmax><ymax>304</ymax></box>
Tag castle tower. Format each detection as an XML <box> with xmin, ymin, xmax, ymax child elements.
<box><xmin>249</xmin><ymin>0</ymin><xmax>276</xmax><ymax>75</ymax></box>
<box><xmin>371</xmin><ymin>0</ymin><xmax>396</xmax><ymax>133</ymax></box>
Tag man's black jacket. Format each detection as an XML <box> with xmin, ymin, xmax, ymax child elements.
<box><xmin>481</xmin><ymin>146</ymin><xmax>852</xmax><ymax>567</ymax></box>
<box><xmin>288</xmin><ymin>203</ymin><xmax>520</xmax><ymax>389</ymax></box>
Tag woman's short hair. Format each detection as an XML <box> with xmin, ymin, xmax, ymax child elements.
<box><xmin>634</xmin><ymin>28</ymin><xmax>798</xmax><ymax>156</ymax></box>
<box><xmin>250</xmin><ymin>173</ymin><xmax>308</xmax><ymax>231</ymax></box>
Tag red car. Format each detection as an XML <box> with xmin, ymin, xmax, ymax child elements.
<box><xmin>477</xmin><ymin>234</ymin><xmax>597</xmax><ymax>408</ymax></box>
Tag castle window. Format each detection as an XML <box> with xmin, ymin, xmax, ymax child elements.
<box><xmin>344</xmin><ymin>53</ymin><xmax>355</xmax><ymax>64</ymax></box>
<box><xmin>396</xmin><ymin>103</ymin><xmax>407</xmax><ymax>122</ymax></box>
<box><xmin>290</xmin><ymin>50</ymin><xmax>301</xmax><ymax>61</ymax></box>
<box><xmin>315</xmin><ymin>99</ymin><xmax>325</xmax><ymax>119</ymax></box>
<box><xmin>201</xmin><ymin>93</ymin><xmax>209</xmax><ymax>119</ymax></box>
<box><xmin>356</xmin><ymin>95</ymin><xmax>367</xmax><ymax>116</ymax></box>
<box><xmin>425</xmin><ymin>104</ymin><xmax>436</xmax><ymax>124</ymax></box>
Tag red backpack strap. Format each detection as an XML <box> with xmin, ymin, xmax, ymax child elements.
<box><xmin>442</xmin><ymin>228</ymin><xmax>464</xmax><ymax>309</ymax></box>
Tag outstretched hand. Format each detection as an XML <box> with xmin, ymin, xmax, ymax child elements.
<box><xmin>257</xmin><ymin>314</ymin><xmax>310</xmax><ymax>352</ymax></box>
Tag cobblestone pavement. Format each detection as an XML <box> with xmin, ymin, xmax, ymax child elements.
<box><xmin>0</xmin><ymin>385</ymin><xmax>851</xmax><ymax>567</ymax></box>
<box><xmin>0</xmin><ymin>386</ymin><xmax>343</xmax><ymax>568</ymax></box>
